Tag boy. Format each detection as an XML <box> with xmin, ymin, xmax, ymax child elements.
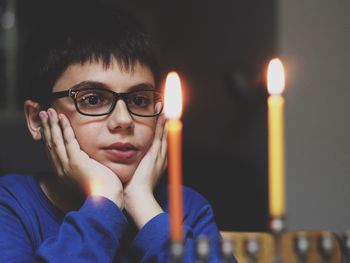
<box><xmin>0</xmin><ymin>1</ymin><xmax>237</xmax><ymax>262</ymax></box>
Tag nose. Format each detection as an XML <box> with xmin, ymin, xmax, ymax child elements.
<box><xmin>107</xmin><ymin>99</ymin><xmax>134</xmax><ymax>131</ymax></box>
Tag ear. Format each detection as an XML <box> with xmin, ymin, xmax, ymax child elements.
<box><xmin>24</xmin><ymin>100</ymin><xmax>42</xmax><ymax>141</ymax></box>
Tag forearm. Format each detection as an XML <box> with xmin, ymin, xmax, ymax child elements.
<box><xmin>36</xmin><ymin>196</ymin><xmax>127</xmax><ymax>262</ymax></box>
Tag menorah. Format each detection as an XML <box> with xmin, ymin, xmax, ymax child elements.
<box><xmin>220</xmin><ymin>229</ymin><xmax>348</xmax><ymax>263</ymax></box>
<box><xmin>164</xmin><ymin>64</ymin><xmax>348</xmax><ymax>263</ymax></box>
<box><xmin>169</xmin><ymin>229</ymin><xmax>350</xmax><ymax>262</ymax></box>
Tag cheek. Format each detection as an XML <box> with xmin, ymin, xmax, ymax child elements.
<box><xmin>138</xmin><ymin>122</ymin><xmax>157</xmax><ymax>148</ymax></box>
<box><xmin>70</xmin><ymin>123</ymin><xmax>100</xmax><ymax>153</ymax></box>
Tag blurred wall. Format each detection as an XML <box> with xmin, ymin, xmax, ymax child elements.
<box><xmin>279</xmin><ymin>0</ymin><xmax>350</xmax><ymax>233</ymax></box>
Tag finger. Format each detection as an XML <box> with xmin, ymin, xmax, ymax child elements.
<box><xmin>156</xmin><ymin>114</ymin><xmax>168</xmax><ymax>177</ymax></box>
<box><xmin>144</xmin><ymin>113</ymin><xmax>165</xmax><ymax>159</ymax></box>
<box><xmin>39</xmin><ymin>110</ymin><xmax>64</xmax><ymax>176</ymax></box>
<box><xmin>160</xmin><ymin>124</ymin><xmax>167</xmax><ymax>160</ymax></box>
<box><xmin>156</xmin><ymin>113</ymin><xmax>166</xmax><ymax>141</ymax></box>
<box><xmin>48</xmin><ymin>108</ymin><xmax>69</xmax><ymax>166</ymax></box>
<box><xmin>58</xmin><ymin>113</ymin><xmax>86</xmax><ymax>162</ymax></box>
<box><xmin>159</xmin><ymin>123</ymin><xmax>168</xmax><ymax>176</ymax></box>
<box><xmin>39</xmin><ymin>111</ymin><xmax>52</xmax><ymax>148</ymax></box>
<box><xmin>156</xmin><ymin>113</ymin><xmax>167</xmax><ymax>158</ymax></box>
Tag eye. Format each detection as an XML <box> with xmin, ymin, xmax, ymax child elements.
<box><xmin>129</xmin><ymin>92</ymin><xmax>151</xmax><ymax>107</ymax></box>
<box><xmin>134</xmin><ymin>95</ymin><xmax>149</xmax><ymax>106</ymax></box>
<box><xmin>80</xmin><ymin>94</ymin><xmax>103</xmax><ymax>106</ymax></box>
<box><xmin>85</xmin><ymin>95</ymin><xmax>100</xmax><ymax>105</ymax></box>
<box><xmin>76</xmin><ymin>90</ymin><xmax>110</xmax><ymax>107</ymax></box>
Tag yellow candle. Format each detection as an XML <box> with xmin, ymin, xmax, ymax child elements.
<box><xmin>164</xmin><ymin>71</ymin><xmax>184</xmax><ymax>242</ymax></box>
<box><xmin>267</xmin><ymin>58</ymin><xmax>286</xmax><ymax>218</ymax></box>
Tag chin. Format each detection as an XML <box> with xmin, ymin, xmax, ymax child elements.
<box><xmin>106</xmin><ymin>162</ymin><xmax>136</xmax><ymax>184</ymax></box>
<box><xmin>117</xmin><ymin>173</ymin><xmax>133</xmax><ymax>184</ymax></box>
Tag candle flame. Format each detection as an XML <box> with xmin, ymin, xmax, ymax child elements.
<box><xmin>164</xmin><ymin>71</ymin><xmax>183</xmax><ymax>119</ymax></box>
<box><xmin>267</xmin><ymin>58</ymin><xmax>285</xmax><ymax>95</ymax></box>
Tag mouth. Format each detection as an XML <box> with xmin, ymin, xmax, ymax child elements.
<box><xmin>103</xmin><ymin>142</ymin><xmax>138</xmax><ymax>161</ymax></box>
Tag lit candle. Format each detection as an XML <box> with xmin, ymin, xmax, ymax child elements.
<box><xmin>164</xmin><ymin>71</ymin><xmax>184</xmax><ymax>242</ymax></box>
<box><xmin>267</xmin><ymin>58</ymin><xmax>286</xmax><ymax>218</ymax></box>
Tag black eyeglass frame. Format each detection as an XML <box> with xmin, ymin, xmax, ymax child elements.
<box><xmin>51</xmin><ymin>86</ymin><xmax>164</xmax><ymax>117</ymax></box>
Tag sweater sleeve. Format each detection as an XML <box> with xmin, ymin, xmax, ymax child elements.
<box><xmin>0</xmin><ymin>195</ymin><xmax>37</xmax><ymax>262</ymax></box>
<box><xmin>0</xmin><ymin>194</ymin><xmax>128</xmax><ymax>263</ymax></box>
<box><xmin>129</xmin><ymin>204</ymin><xmax>238</xmax><ymax>262</ymax></box>
<box><xmin>36</xmin><ymin>196</ymin><xmax>128</xmax><ymax>262</ymax></box>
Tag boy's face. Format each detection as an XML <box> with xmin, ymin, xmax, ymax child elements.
<box><xmin>51</xmin><ymin>58</ymin><xmax>157</xmax><ymax>183</ymax></box>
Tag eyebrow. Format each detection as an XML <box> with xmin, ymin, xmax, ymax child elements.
<box><xmin>71</xmin><ymin>81</ymin><xmax>156</xmax><ymax>92</ymax></box>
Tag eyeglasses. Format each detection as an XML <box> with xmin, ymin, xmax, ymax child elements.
<box><xmin>51</xmin><ymin>83</ymin><xmax>163</xmax><ymax>117</ymax></box>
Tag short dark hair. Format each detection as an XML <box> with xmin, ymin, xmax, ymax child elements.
<box><xmin>22</xmin><ymin>1</ymin><xmax>160</xmax><ymax>109</ymax></box>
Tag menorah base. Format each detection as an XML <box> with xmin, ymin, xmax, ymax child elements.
<box><xmin>221</xmin><ymin>230</ymin><xmax>344</xmax><ymax>263</ymax></box>
<box><xmin>170</xmin><ymin>240</ymin><xmax>184</xmax><ymax>263</ymax></box>
<box><xmin>270</xmin><ymin>216</ymin><xmax>287</xmax><ymax>234</ymax></box>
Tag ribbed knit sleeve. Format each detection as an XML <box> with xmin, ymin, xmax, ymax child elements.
<box><xmin>36</xmin><ymin>196</ymin><xmax>128</xmax><ymax>262</ymax></box>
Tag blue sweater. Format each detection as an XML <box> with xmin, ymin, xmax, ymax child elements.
<box><xmin>0</xmin><ymin>174</ymin><xmax>237</xmax><ymax>262</ymax></box>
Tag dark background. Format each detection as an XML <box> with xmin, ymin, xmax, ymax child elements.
<box><xmin>0</xmin><ymin>0</ymin><xmax>276</xmax><ymax>231</ymax></box>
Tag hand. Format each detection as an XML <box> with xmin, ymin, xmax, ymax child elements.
<box><xmin>39</xmin><ymin>108</ymin><xmax>124</xmax><ymax>208</ymax></box>
<box><xmin>123</xmin><ymin>113</ymin><xmax>167</xmax><ymax>228</ymax></box>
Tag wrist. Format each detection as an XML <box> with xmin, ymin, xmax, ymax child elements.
<box><xmin>124</xmin><ymin>190</ymin><xmax>163</xmax><ymax>229</ymax></box>
<box><xmin>89</xmin><ymin>184</ymin><xmax>124</xmax><ymax>209</ymax></box>
<box><xmin>123</xmin><ymin>186</ymin><xmax>151</xmax><ymax>210</ymax></box>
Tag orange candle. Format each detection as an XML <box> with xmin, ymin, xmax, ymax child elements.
<box><xmin>164</xmin><ymin>71</ymin><xmax>184</xmax><ymax>241</ymax></box>
<box><xmin>267</xmin><ymin>58</ymin><xmax>286</xmax><ymax>218</ymax></box>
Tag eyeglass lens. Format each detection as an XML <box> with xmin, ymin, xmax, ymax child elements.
<box><xmin>75</xmin><ymin>89</ymin><xmax>163</xmax><ymax>116</ymax></box>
